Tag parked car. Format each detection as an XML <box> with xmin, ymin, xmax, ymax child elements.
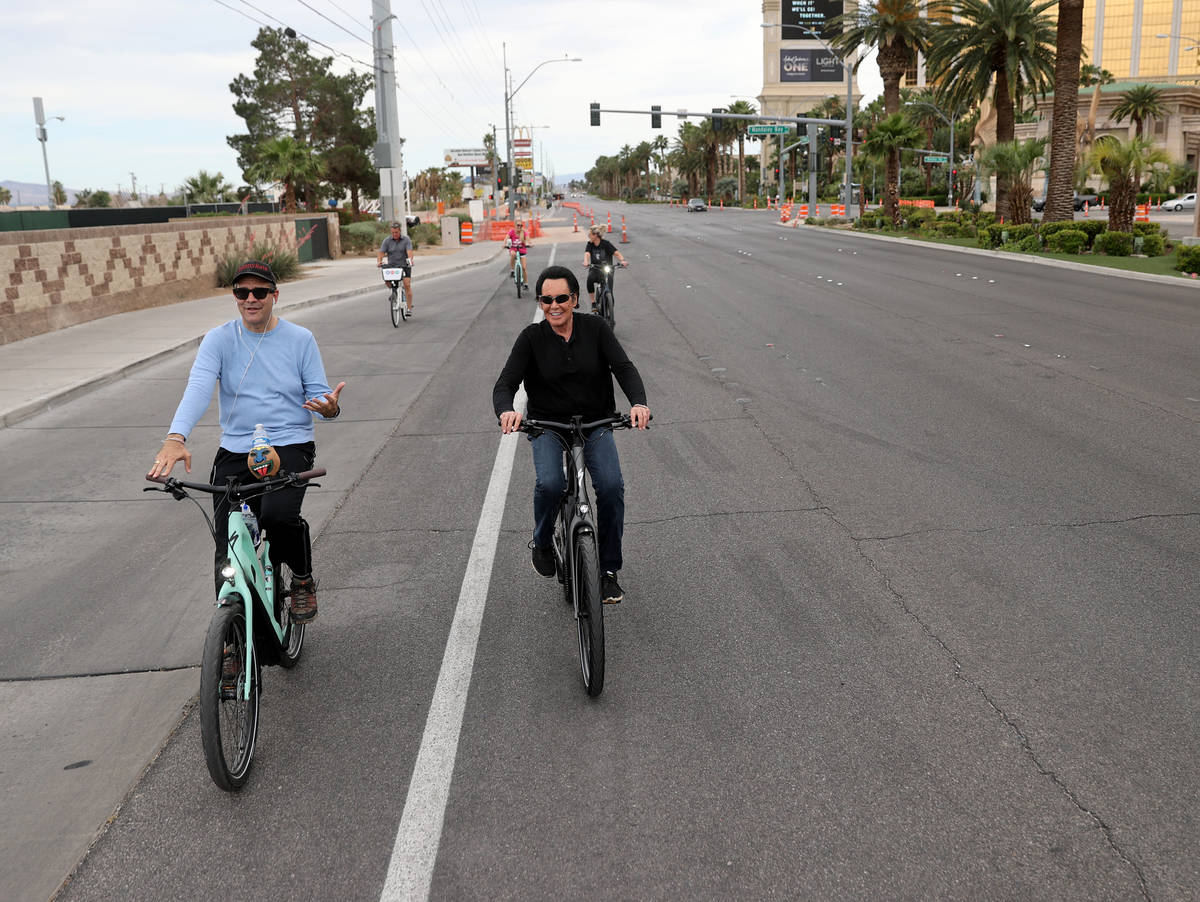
<box><xmin>1032</xmin><ymin>193</ymin><xmax>1098</xmax><ymax>212</ymax></box>
<box><xmin>687</xmin><ymin>197</ymin><xmax>707</xmax><ymax>212</ymax></box>
<box><xmin>1165</xmin><ymin>193</ymin><xmax>1196</xmax><ymax>211</ymax></box>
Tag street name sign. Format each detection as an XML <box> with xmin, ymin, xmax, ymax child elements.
<box><xmin>748</xmin><ymin>125</ymin><xmax>792</xmax><ymax>135</ymax></box>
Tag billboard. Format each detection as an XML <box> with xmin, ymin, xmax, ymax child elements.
<box><xmin>443</xmin><ymin>147</ymin><xmax>490</xmax><ymax>166</ymax></box>
<box><xmin>781</xmin><ymin>0</ymin><xmax>843</xmax><ymax>37</ymax></box>
<box><xmin>780</xmin><ymin>49</ymin><xmax>844</xmax><ymax>82</ymax></box>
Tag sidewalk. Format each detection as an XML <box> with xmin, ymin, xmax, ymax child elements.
<box><xmin>0</xmin><ymin>236</ymin><xmax>512</xmax><ymax>428</ymax></box>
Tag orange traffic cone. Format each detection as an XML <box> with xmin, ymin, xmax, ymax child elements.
<box><xmin>621</xmin><ymin>216</ymin><xmax>628</xmax><ymax>243</ymax></box>
<box><xmin>606</xmin><ymin>211</ymin><xmax>612</xmax><ymax>233</ymax></box>
<box><xmin>573</xmin><ymin>212</ymin><xmax>578</xmax><ymax>232</ymax></box>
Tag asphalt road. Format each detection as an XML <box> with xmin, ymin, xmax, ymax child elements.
<box><xmin>4</xmin><ymin>200</ymin><xmax>1198</xmax><ymax>901</ymax></box>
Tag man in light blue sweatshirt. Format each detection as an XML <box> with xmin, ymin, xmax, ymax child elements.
<box><xmin>148</xmin><ymin>260</ymin><xmax>345</xmax><ymax>623</ymax></box>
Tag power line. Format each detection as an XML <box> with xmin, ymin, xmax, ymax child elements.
<box><xmin>292</xmin><ymin>0</ymin><xmax>372</xmax><ymax>46</ymax></box>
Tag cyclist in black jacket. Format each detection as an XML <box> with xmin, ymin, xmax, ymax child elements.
<box><xmin>583</xmin><ymin>224</ymin><xmax>627</xmax><ymax>313</ymax></box>
<box><xmin>494</xmin><ymin>265</ymin><xmax>650</xmax><ymax>603</ymax></box>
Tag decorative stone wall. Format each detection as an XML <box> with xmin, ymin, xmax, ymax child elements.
<box><xmin>0</xmin><ymin>213</ymin><xmax>340</xmax><ymax>345</ymax></box>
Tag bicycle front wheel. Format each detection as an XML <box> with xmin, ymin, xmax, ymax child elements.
<box><xmin>199</xmin><ymin>600</ymin><xmax>260</xmax><ymax>791</ymax></box>
<box><xmin>602</xmin><ymin>289</ymin><xmax>615</xmax><ymax>328</ymax></box>
<box><xmin>515</xmin><ymin>260</ymin><xmax>523</xmax><ymax>299</ymax></box>
<box><xmin>573</xmin><ymin>534</ymin><xmax>605</xmax><ymax>697</ymax></box>
<box><xmin>390</xmin><ymin>285</ymin><xmax>402</xmax><ymax>327</ymax></box>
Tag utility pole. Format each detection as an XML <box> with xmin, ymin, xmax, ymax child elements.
<box><xmin>371</xmin><ymin>0</ymin><xmax>409</xmax><ymax>234</ymax></box>
<box><xmin>33</xmin><ymin>97</ymin><xmax>55</xmax><ymax>210</ymax></box>
<box><xmin>503</xmin><ymin>42</ymin><xmax>513</xmax><ymax>207</ymax></box>
<box><xmin>129</xmin><ymin>172</ymin><xmax>138</xmax><ymax>204</ymax></box>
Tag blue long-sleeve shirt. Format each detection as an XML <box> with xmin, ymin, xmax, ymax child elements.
<box><xmin>169</xmin><ymin>319</ymin><xmax>333</xmax><ymax>452</ymax></box>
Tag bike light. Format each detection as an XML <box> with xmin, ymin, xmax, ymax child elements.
<box><xmin>603</xmin><ymin>265</ymin><xmax>612</xmax><ymax>273</ymax></box>
<box><xmin>580</xmin><ymin>504</ymin><xmax>590</xmax><ymax>515</ymax></box>
<box><xmin>220</xmin><ymin>562</ymin><xmax>236</xmax><ymax>581</ymax></box>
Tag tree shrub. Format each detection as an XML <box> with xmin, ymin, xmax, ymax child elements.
<box><xmin>341</xmin><ymin>220</ymin><xmax>387</xmax><ymax>254</ymax></box>
<box><xmin>1017</xmin><ymin>234</ymin><xmax>1043</xmax><ymax>252</ymax></box>
<box><xmin>1094</xmin><ymin>231</ymin><xmax>1134</xmax><ymax>256</ymax></box>
<box><xmin>216</xmin><ymin>241</ymin><xmax>300</xmax><ymax>286</ymax></box>
<box><xmin>903</xmin><ymin>208</ymin><xmax>937</xmax><ymax>230</ymax></box>
<box><xmin>1174</xmin><ymin>244</ymin><xmax>1200</xmax><ymax>273</ymax></box>
<box><xmin>409</xmin><ymin>221</ymin><xmax>441</xmax><ymax>248</ymax></box>
<box><xmin>1044</xmin><ymin>229</ymin><xmax>1088</xmax><ymax>254</ymax></box>
<box><xmin>1138</xmin><ymin>233</ymin><xmax>1164</xmax><ymax>256</ymax></box>
<box><xmin>935</xmin><ymin>222</ymin><xmax>961</xmax><ymax>237</ymax></box>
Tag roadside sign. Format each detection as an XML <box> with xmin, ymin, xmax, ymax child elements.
<box><xmin>924</xmin><ymin>155</ymin><xmax>948</xmax><ymax>164</ymax></box>
<box><xmin>748</xmin><ymin>125</ymin><xmax>791</xmax><ymax>135</ymax></box>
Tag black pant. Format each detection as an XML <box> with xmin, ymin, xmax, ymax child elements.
<box><xmin>210</xmin><ymin>442</ymin><xmax>315</xmax><ymax>592</ymax></box>
<box><xmin>586</xmin><ymin>267</ymin><xmax>614</xmax><ymax>302</ymax></box>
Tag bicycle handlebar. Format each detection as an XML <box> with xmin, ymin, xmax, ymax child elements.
<box><xmin>145</xmin><ymin>468</ymin><xmax>326</xmax><ymax>498</ymax></box>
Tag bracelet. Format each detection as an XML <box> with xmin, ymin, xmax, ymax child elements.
<box><xmin>327</xmin><ymin>406</ymin><xmax>340</xmax><ymax>420</ymax></box>
<box><xmin>164</xmin><ymin>434</ymin><xmax>186</xmax><ymax>443</ymax></box>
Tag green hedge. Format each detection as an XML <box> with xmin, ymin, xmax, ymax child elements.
<box><xmin>1175</xmin><ymin>244</ymin><xmax>1200</xmax><ymax>273</ymax></box>
<box><xmin>1139</xmin><ymin>233</ymin><xmax>1165</xmax><ymax>256</ymax></box>
<box><xmin>1044</xmin><ymin>228</ymin><xmax>1088</xmax><ymax>254</ymax></box>
<box><xmin>1094</xmin><ymin>231</ymin><xmax>1134</xmax><ymax>256</ymax></box>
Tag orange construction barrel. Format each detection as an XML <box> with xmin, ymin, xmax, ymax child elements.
<box><xmin>461</xmin><ymin>221</ymin><xmax>474</xmax><ymax>244</ymax></box>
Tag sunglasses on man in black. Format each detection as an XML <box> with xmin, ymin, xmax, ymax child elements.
<box><xmin>232</xmin><ymin>286</ymin><xmax>275</xmax><ymax>300</ymax></box>
<box><xmin>537</xmin><ymin>294</ymin><xmax>574</xmax><ymax>306</ymax></box>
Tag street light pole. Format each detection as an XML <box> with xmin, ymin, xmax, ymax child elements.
<box><xmin>504</xmin><ymin>49</ymin><xmax>580</xmax><ymax>209</ymax></box>
<box><xmin>32</xmin><ymin>97</ymin><xmax>63</xmax><ymax>211</ymax></box>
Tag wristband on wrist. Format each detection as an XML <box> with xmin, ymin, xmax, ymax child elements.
<box><xmin>165</xmin><ymin>434</ymin><xmax>186</xmax><ymax>443</ymax></box>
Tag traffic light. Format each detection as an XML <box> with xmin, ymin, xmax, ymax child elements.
<box><xmin>590</xmin><ymin>102</ymin><xmax>600</xmax><ymax>126</ymax></box>
<box><xmin>651</xmin><ymin>105</ymin><xmax>661</xmax><ymax>129</ymax></box>
<box><xmin>711</xmin><ymin>107</ymin><xmax>724</xmax><ymax>129</ymax></box>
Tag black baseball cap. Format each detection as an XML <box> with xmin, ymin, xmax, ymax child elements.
<box><xmin>232</xmin><ymin>260</ymin><xmax>278</xmax><ymax>287</ymax></box>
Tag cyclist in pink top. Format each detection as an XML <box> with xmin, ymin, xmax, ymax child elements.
<box><xmin>506</xmin><ymin>221</ymin><xmax>529</xmax><ymax>288</ymax></box>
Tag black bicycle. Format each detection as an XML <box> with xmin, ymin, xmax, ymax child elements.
<box><xmin>145</xmin><ymin>467</ymin><xmax>324</xmax><ymax>789</ymax></box>
<box><xmin>519</xmin><ymin>414</ymin><xmax>638</xmax><ymax>697</ymax></box>
<box><xmin>585</xmin><ymin>262</ymin><xmax>626</xmax><ymax>328</ymax></box>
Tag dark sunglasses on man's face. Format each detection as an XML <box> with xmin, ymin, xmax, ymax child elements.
<box><xmin>233</xmin><ymin>286</ymin><xmax>274</xmax><ymax>301</ymax></box>
<box><xmin>538</xmin><ymin>294</ymin><xmax>573</xmax><ymax>306</ymax></box>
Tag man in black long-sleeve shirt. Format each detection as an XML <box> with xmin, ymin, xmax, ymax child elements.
<box><xmin>494</xmin><ymin>264</ymin><xmax>651</xmax><ymax>603</ymax></box>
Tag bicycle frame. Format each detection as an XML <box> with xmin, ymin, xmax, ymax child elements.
<box><xmin>146</xmin><ymin>469</ymin><xmax>324</xmax><ymax>697</ymax></box>
<box><xmin>219</xmin><ymin>507</ymin><xmax>283</xmax><ymax>701</ymax></box>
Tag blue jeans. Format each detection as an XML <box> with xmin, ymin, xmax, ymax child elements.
<box><xmin>530</xmin><ymin>428</ymin><xmax>625</xmax><ymax>572</ymax></box>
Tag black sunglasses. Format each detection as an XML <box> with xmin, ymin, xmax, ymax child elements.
<box><xmin>538</xmin><ymin>293</ymin><xmax>574</xmax><ymax>306</ymax></box>
<box><xmin>232</xmin><ymin>286</ymin><xmax>275</xmax><ymax>300</ymax></box>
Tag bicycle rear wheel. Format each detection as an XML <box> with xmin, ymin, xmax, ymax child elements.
<box><xmin>573</xmin><ymin>533</ymin><xmax>605</xmax><ymax>697</ymax></box>
<box><xmin>390</xmin><ymin>285</ymin><xmax>402</xmax><ymax>327</ymax></box>
<box><xmin>199</xmin><ymin>600</ymin><xmax>260</xmax><ymax>791</ymax></box>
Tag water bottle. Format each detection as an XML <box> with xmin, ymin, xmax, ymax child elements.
<box><xmin>240</xmin><ymin>501</ymin><xmax>261</xmax><ymax>546</ymax></box>
<box><xmin>247</xmin><ymin>423</ymin><xmax>280</xmax><ymax>479</ymax></box>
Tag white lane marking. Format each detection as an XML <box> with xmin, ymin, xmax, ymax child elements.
<box><xmin>379</xmin><ymin>245</ymin><xmax>555</xmax><ymax>902</ymax></box>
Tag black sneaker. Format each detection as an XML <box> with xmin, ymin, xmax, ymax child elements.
<box><xmin>601</xmin><ymin>571</ymin><xmax>623</xmax><ymax>604</ymax></box>
<box><xmin>530</xmin><ymin>542</ymin><xmax>555</xmax><ymax>577</ymax></box>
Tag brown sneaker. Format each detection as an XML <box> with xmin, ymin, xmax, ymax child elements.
<box><xmin>290</xmin><ymin>576</ymin><xmax>318</xmax><ymax>623</ymax></box>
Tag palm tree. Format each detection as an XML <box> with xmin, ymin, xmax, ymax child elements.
<box><xmin>1080</xmin><ymin>63</ymin><xmax>1115</xmax><ymax>151</ymax></box>
<box><xmin>1043</xmin><ymin>0</ymin><xmax>1084</xmax><ymax>223</ymax></box>
<box><xmin>1110</xmin><ymin>84</ymin><xmax>1166</xmax><ymax>139</ymax></box>
<box><xmin>1088</xmin><ymin>135</ymin><xmax>1169</xmax><ymax>233</ymax></box>
<box><xmin>978</xmin><ymin>137</ymin><xmax>1047</xmax><ymax>225</ymax></box>
<box><xmin>673</xmin><ymin>122</ymin><xmax>706</xmax><ymax>198</ymax></box>
<box><xmin>727</xmin><ymin>99</ymin><xmax>757</xmax><ymax>202</ymax></box>
<box><xmin>927</xmin><ymin>0</ymin><xmax>1056</xmax><ymax>221</ymax></box>
<box><xmin>652</xmin><ymin>134</ymin><xmax>671</xmax><ymax>197</ymax></box>
<box><xmin>248</xmin><ymin>136</ymin><xmax>324</xmax><ymax>212</ymax></box>
<box><xmin>859</xmin><ymin>112</ymin><xmax>923</xmax><ymax>224</ymax></box>
<box><xmin>182</xmin><ymin>170</ymin><xmax>235</xmax><ymax>203</ymax></box>
<box><xmin>832</xmin><ymin>0</ymin><xmax>931</xmax><ymax>117</ymax></box>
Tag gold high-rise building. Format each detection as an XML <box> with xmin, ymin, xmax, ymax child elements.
<box><xmin>1085</xmin><ymin>0</ymin><xmax>1200</xmax><ymax>81</ymax></box>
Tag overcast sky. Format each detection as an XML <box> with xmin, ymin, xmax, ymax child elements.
<box><xmin>1</xmin><ymin>0</ymin><xmax>881</xmax><ymax>196</ymax></box>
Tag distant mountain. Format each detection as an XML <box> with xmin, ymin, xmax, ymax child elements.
<box><xmin>0</xmin><ymin>180</ymin><xmax>79</xmax><ymax>207</ymax></box>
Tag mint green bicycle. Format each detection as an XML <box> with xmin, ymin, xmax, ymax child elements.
<box><xmin>146</xmin><ymin>467</ymin><xmax>325</xmax><ymax>790</ymax></box>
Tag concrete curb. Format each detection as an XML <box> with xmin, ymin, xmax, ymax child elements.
<box><xmin>1</xmin><ymin>244</ymin><xmax>509</xmax><ymax>429</ymax></box>
<box><xmin>775</xmin><ymin>219</ymin><xmax>1200</xmax><ymax>290</ymax></box>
